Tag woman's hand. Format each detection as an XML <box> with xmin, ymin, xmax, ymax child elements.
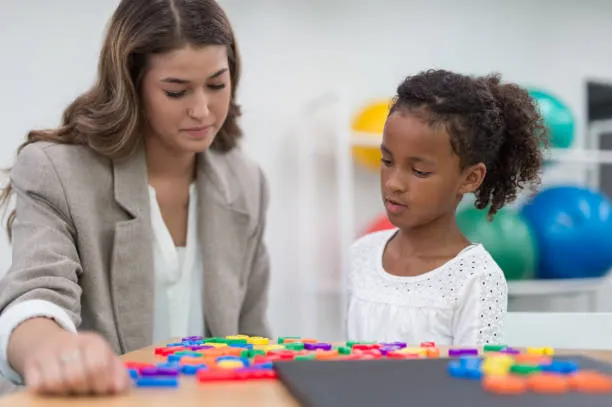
<box><xmin>9</xmin><ymin>318</ymin><xmax>132</xmax><ymax>396</ymax></box>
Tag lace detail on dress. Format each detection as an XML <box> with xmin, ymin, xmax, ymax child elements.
<box><xmin>471</xmin><ymin>255</ymin><xmax>508</xmax><ymax>345</ymax></box>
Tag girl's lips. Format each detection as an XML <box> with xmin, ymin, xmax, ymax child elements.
<box><xmin>385</xmin><ymin>199</ymin><xmax>407</xmax><ymax>214</ymax></box>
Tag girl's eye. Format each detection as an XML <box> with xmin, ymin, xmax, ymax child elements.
<box><xmin>414</xmin><ymin>169</ymin><xmax>431</xmax><ymax>177</ymax></box>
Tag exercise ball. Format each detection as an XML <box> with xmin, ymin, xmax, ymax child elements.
<box><xmin>456</xmin><ymin>207</ymin><xmax>537</xmax><ymax>281</ymax></box>
<box><xmin>351</xmin><ymin>99</ymin><xmax>392</xmax><ymax>171</ymax></box>
<box><xmin>528</xmin><ymin>89</ymin><xmax>574</xmax><ymax>149</ymax></box>
<box><xmin>362</xmin><ymin>214</ymin><xmax>395</xmax><ymax>235</ymax></box>
<box><xmin>520</xmin><ymin>186</ymin><xmax>612</xmax><ymax>279</ymax></box>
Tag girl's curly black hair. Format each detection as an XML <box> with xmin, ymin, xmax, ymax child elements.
<box><xmin>390</xmin><ymin>69</ymin><xmax>549</xmax><ymax>218</ymax></box>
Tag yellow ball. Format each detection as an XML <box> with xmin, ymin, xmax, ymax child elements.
<box><xmin>351</xmin><ymin>99</ymin><xmax>393</xmax><ymax>172</ymax></box>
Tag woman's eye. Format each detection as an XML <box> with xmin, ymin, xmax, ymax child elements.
<box><xmin>165</xmin><ymin>90</ymin><xmax>186</xmax><ymax>98</ymax></box>
<box><xmin>208</xmin><ymin>83</ymin><xmax>226</xmax><ymax>90</ymax></box>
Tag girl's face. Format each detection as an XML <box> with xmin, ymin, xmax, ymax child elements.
<box><xmin>140</xmin><ymin>44</ymin><xmax>232</xmax><ymax>155</ymax></box>
<box><xmin>380</xmin><ymin>110</ymin><xmax>484</xmax><ymax>230</ymax></box>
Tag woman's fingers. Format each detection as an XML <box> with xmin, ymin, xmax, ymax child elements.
<box><xmin>60</xmin><ymin>349</ymin><xmax>90</xmax><ymax>395</ymax></box>
<box><xmin>81</xmin><ymin>337</ymin><xmax>114</xmax><ymax>394</ymax></box>
<box><xmin>111</xmin><ymin>355</ymin><xmax>132</xmax><ymax>394</ymax></box>
<box><xmin>35</xmin><ymin>355</ymin><xmax>66</xmax><ymax>395</ymax></box>
<box><xmin>22</xmin><ymin>331</ymin><xmax>132</xmax><ymax>396</ymax></box>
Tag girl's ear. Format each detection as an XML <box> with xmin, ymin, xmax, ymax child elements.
<box><xmin>458</xmin><ymin>162</ymin><xmax>486</xmax><ymax>194</ymax></box>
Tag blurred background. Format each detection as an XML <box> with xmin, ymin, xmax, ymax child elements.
<box><xmin>1</xmin><ymin>0</ymin><xmax>612</xmax><ymax>341</ymax></box>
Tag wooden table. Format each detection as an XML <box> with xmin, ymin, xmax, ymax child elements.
<box><xmin>1</xmin><ymin>345</ymin><xmax>611</xmax><ymax>407</ymax></box>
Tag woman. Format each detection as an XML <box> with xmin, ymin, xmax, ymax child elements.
<box><xmin>0</xmin><ymin>0</ymin><xmax>271</xmax><ymax>396</ymax></box>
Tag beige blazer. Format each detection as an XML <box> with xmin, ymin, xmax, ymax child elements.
<box><xmin>0</xmin><ymin>141</ymin><xmax>272</xmax><ymax>356</ymax></box>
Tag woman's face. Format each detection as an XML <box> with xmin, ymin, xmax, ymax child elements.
<box><xmin>140</xmin><ymin>44</ymin><xmax>232</xmax><ymax>154</ymax></box>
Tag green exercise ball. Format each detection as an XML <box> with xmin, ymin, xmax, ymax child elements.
<box><xmin>456</xmin><ymin>207</ymin><xmax>538</xmax><ymax>281</ymax></box>
<box><xmin>528</xmin><ymin>88</ymin><xmax>575</xmax><ymax>149</ymax></box>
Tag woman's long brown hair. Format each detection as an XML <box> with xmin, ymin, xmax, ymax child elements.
<box><xmin>0</xmin><ymin>0</ymin><xmax>242</xmax><ymax>239</ymax></box>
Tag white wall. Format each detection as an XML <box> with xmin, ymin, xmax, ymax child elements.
<box><xmin>1</xmin><ymin>0</ymin><xmax>612</xmax><ymax>340</ymax></box>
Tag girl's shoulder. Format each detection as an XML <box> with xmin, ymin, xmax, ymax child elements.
<box><xmin>454</xmin><ymin>244</ymin><xmax>505</xmax><ymax>275</ymax></box>
<box><xmin>449</xmin><ymin>244</ymin><xmax>508</xmax><ymax>294</ymax></box>
<box><xmin>351</xmin><ymin>228</ymin><xmax>397</xmax><ymax>254</ymax></box>
<box><xmin>349</xmin><ymin>229</ymin><xmax>397</xmax><ymax>274</ymax></box>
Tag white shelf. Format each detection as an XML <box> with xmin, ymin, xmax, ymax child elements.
<box><xmin>508</xmin><ymin>277</ymin><xmax>608</xmax><ymax>297</ymax></box>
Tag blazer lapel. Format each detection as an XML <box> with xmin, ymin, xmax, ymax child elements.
<box><xmin>196</xmin><ymin>151</ymin><xmax>250</xmax><ymax>337</ymax></box>
<box><xmin>110</xmin><ymin>147</ymin><xmax>155</xmax><ymax>353</ymax></box>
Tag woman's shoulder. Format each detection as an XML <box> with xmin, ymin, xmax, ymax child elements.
<box><xmin>12</xmin><ymin>141</ymin><xmax>112</xmax><ymax>197</ymax></box>
<box><xmin>15</xmin><ymin>141</ymin><xmax>110</xmax><ymax>175</ymax></box>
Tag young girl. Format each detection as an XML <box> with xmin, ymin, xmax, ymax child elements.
<box><xmin>347</xmin><ymin>69</ymin><xmax>547</xmax><ymax>347</ymax></box>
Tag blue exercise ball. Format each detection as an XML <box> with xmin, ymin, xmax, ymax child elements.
<box><xmin>520</xmin><ymin>186</ymin><xmax>612</xmax><ymax>279</ymax></box>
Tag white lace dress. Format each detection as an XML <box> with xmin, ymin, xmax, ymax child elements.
<box><xmin>346</xmin><ymin>229</ymin><xmax>508</xmax><ymax>347</ymax></box>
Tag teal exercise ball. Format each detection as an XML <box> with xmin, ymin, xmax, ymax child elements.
<box><xmin>528</xmin><ymin>88</ymin><xmax>574</xmax><ymax>149</ymax></box>
<box><xmin>457</xmin><ymin>207</ymin><xmax>538</xmax><ymax>281</ymax></box>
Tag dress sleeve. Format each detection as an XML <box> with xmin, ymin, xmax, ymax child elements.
<box><xmin>452</xmin><ymin>258</ymin><xmax>508</xmax><ymax>347</ymax></box>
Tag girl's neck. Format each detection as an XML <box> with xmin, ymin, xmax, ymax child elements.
<box><xmin>144</xmin><ymin>137</ymin><xmax>196</xmax><ymax>182</ymax></box>
<box><xmin>393</xmin><ymin>212</ymin><xmax>471</xmax><ymax>258</ymax></box>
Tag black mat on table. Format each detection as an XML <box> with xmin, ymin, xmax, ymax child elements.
<box><xmin>274</xmin><ymin>356</ymin><xmax>612</xmax><ymax>407</ymax></box>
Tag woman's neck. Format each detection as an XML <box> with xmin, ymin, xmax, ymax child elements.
<box><xmin>145</xmin><ymin>138</ymin><xmax>196</xmax><ymax>182</ymax></box>
<box><xmin>393</xmin><ymin>212</ymin><xmax>471</xmax><ymax>258</ymax></box>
